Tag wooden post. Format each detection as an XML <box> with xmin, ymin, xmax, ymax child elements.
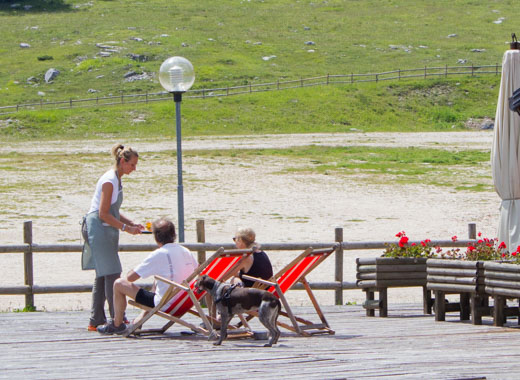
<box><xmin>334</xmin><ymin>227</ymin><xmax>343</xmax><ymax>305</ymax></box>
<box><xmin>423</xmin><ymin>286</ymin><xmax>433</xmax><ymax>314</ymax></box>
<box><xmin>468</xmin><ymin>223</ymin><xmax>476</xmax><ymax>239</ymax></box>
<box><xmin>379</xmin><ymin>288</ymin><xmax>388</xmax><ymax>317</ymax></box>
<box><xmin>434</xmin><ymin>290</ymin><xmax>445</xmax><ymax>321</ymax></box>
<box><xmin>196</xmin><ymin>220</ymin><xmax>206</xmax><ymax>265</ymax></box>
<box><xmin>196</xmin><ymin>220</ymin><xmax>207</xmax><ymax>309</ymax></box>
<box><xmin>493</xmin><ymin>295</ymin><xmax>506</xmax><ymax>327</ymax></box>
<box><xmin>23</xmin><ymin>221</ymin><xmax>34</xmax><ymax>309</ymax></box>
<box><xmin>365</xmin><ymin>290</ymin><xmax>375</xmax><ymax>317</ymax></box>
<box><xmin>460</xmin><ymin>292</ymin><xmax>470</xmax><ymax>321</ymax></box>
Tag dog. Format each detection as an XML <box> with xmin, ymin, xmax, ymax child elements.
<box><xmin>195</xmin><ymin>274</ymin><xmax>281</xmax><ymax>347</ymax></box>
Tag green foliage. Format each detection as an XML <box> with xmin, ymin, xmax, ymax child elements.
<box><xmin>382</xmin><ymin>232</ymin><xmax>434</xmax><ymax>258</ymax></box>
<box><xmin>0</xmin><ymin>0</ymin><xmax>513</xmax><ymax>139</ymax></box>
<box><xmin>13</xmin><ymin>305</ymin><xmax>37</xmax><ymax>312</ymax></box>
<box><xmin>438</xmin><ymin>236</ymin><xmax>507</xmax><ymax>261</ymax></box>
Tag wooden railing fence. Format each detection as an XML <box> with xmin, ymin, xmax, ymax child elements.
<box><xmin>0</xmin><ymin>64</ymin><xmax>500</xmax><ymax>115</ymax></box>
<box><xmin>0</xmin><ymin>220</ymin><xmax>477</xmax><ymax>309</ymax></box>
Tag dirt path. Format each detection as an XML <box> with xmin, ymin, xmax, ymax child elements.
<box><xmin>0</xmin><ymin>131</ymin><xmax>501</xmax><ymax>311</ymax></box>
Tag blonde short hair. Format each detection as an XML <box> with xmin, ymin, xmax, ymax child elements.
<box><xmin>235</xmin><ymin>227</ymin><xmax>256</xmax><ymax>247</ymax></box>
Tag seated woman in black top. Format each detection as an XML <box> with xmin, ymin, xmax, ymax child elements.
<box><xmin>232</xmin><ymin>227</ymin><xmax>273</xmax><ymax>287</ymax></box>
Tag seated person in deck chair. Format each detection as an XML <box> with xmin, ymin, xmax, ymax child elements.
<box><xmin>97</xmin><ymin>217</ymin><xmax>198</xmax><ymax>335</ymax></box>
<box><xmin>202</xmin><ymin>227</ymin><xmax>274</xmax><ymax>327</ymax></box>
<box><xmin>231</xmin><ymin>227</ymin><xmax>273</xmax><ymax>287</ymax></box>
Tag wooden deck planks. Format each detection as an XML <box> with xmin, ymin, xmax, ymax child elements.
<box><xmin>2</xmin><ymin>304</ymin><xmax>520</xmax><ymax>379</ymax></box>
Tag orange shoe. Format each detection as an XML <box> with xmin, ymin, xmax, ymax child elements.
<box><xmin>87</xmin><ymin>325</ymin><xmax>97</xmax><ymax>332</ymax></box>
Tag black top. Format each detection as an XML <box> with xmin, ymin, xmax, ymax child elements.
<box><xmin>239</xmin><ymin>250</ymin><xmax>273</xmax><ymax>287</ymax></box>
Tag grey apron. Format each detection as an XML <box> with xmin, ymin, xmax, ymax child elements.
<box><xmin>81</xmin><ymin>189</ymin><xmax>123</xmax><ymax>277</ymax></box>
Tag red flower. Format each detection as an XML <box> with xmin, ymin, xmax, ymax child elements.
<box><xmin>478</xmin><ymin>232</ymin><xmax>482</xmax><ymax>237</ymax></box>
<box><xmin>498</xmin><ymin>242</ymin><xmax>507</xmax><ymax>250</ymax></box>
<box><xmin>411</xmin><ymin>243</ymin><xmax>416</xmax><ymax>246</ymax></box>
<box><xmin>398</xmin><ymin>236</ymin><xmax>409</xmax><ymax>247</ymax></box>
<box><xmin>395</xmin><ymin>231</ymin><xmax>405</xmax><ymax>238</ymax></box>
<box><xmin>421</xmin><ymin>241</ymin><xmax>427</xmax><ymax>247</ymax></box>
<box><xmin>467</xmin><ymin>245</ymin><xmax>476</xmax><ymax>252</ymax></box>
<box><xmin>451</xmin><ymin>236</ymin><xmax>458</xmax><ymax>242</ymax></box>
<box><xmin>513</xmin><ymin>252</ymin><xmax>518</xmax><ymax>257</ymax></box>
<box><xmin>502</xmin><ymin>253</ymin><xmax>506</xmax><ymax>258</ymax></box>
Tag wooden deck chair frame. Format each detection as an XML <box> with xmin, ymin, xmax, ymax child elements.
<box><xmin>241</xmin><ymin>246</ymin><xmax>337</xmax><ymax>337</ymax></box>
<box><xmin>124</xmin><ymin>247</ymin><xmax>253</xmax><ymax>338</ymax></box>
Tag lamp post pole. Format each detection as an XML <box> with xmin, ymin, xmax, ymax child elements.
<box><xmin>159</xmin><ymin>56</ymin><xmax>194</xmax><ymax>243</ymax></box>
<box><xmin>173</xmin><ymin>92</ymin><xmax>185</xmax><ymax>242</ymax></box>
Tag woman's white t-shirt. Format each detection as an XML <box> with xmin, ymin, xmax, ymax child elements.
<box><xmin>88</xmin><ymin>169</ymin><xmax>121</xmax><ymax>213</ymax></box>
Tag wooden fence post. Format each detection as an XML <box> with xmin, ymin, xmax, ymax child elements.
<box><xmin>23</xmin><ymin>221</ymin><xmax>34</xmax><ymax>309</ymax></box>
<box><xmin>196</xmin><ymin>220</ymin><xmax>206</xmax><ymax>265</ymax></box>
<box><xmin>196</xmin><ymin>219</ymin><xmax>207</xmax><ymax>307</ymax></box>
<box><xmin>335</xmin><ymin>227</ymin><xmax>344</xmax><ymax>305</ymax></box>
<box><xmin>468</xmin><ymin>223</ymin><xmax>476</xmax><ymax>240</ymax></box>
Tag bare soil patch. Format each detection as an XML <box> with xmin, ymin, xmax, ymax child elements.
<box><xmin>0</xmin><ymin>131</ymin><xmax>500</xmax><ymax>311</ymax></box>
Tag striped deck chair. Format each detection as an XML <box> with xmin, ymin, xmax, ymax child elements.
<box><xmin>124</xmin><ymin>247</ymin><xmax>252</xmax><ymax>338</ymax></box>
<box><xmin>241</xmin><ymin>246</ymin><xmax>337</xmax><ymax>336</ymax></box>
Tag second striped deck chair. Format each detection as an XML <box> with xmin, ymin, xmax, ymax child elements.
<box><xmin>241</xmin><ymin>246</ymin><xmax>337</xmax><ymax>336</ymax></box>
<box><xmin>124</xmin><ymin>247</ymin><xmax>252</xmax><ymax>338</ymax></box>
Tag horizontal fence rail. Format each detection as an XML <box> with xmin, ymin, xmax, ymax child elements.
<box><xmin>0</xmin><ymin>64</ymin><xmax>500</xmax><ymax>115</ymax></box>
<box><xmin>0</xmin><ymin>220</ymin><xmax>478</xmax><ymax>309</ymax></box>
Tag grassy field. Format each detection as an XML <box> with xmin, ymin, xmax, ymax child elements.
<box><xmin>0</xmin><ymin>0</ymin><xmax>517</xmax><ymax>139</ymax></box>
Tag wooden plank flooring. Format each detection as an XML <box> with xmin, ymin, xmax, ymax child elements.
<box><xmin>2</xmin><ymin>304</ymin><xmax>520</xmax><ymax>379</ymax></box>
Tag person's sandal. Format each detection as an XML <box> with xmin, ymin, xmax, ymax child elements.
<box><xmin>87</xmin><ymin>325</ymin><xmax>97</xmax><ymax>332</ymax></box>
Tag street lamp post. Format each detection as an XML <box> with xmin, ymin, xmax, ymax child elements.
<box><xmin>159</xmin><ymin>56</ymin><xmax>195</xmax><ymax>242</ymax></box>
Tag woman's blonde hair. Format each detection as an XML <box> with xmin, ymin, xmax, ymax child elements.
<box><xmin>235</xmin><ymin>227</ymin><xmax>257</xmax><ymax>248</ymax></box>
<box><xmin>111</xmin><ymin>143</ymin><xmax>138</xmax><ymax>168</ymax></box>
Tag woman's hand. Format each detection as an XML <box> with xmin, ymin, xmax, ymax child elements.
<box><xmin>125</xmin><ymin>225</ymin><xmax>142</xmax><ymax>235</ymax></box>
<box><xmin>133</xmin><ymin>223</ymin><xmax>145</xmax><ymax>230</ymax></box>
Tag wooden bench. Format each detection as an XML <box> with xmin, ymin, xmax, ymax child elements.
<box><xmin>427</xmin><ymin>259</ymin><xmax>490</xmax><ymax>325</ymax></box>
<box><xmin>356</xmin><ymin>257</ymin><xmax>432</xmax><ymax>317</ymax></box>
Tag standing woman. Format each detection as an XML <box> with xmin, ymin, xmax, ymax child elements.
<box><xmin>82</xmin><ymin>143</ymin><xmax>144</xmax><ymax>331</ymax></box>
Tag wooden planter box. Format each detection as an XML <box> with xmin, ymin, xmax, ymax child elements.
<box><xmin>483</xmin><ymin>261</ymin><xmax>520</xmax><ymax>326</ymax></box>
<box><xmin>426</xmin><ymin>259</ymin><xmax>489</xmax><ymax>325</ymax></box>
<box><xmin>356</xmin><ymin>257</ymin><xmax>431</xmax><ymax>317</ymax></box>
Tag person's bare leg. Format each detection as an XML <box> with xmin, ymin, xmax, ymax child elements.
<box><xmin>113</xmin><ymin>278</ymin><xmax>139</xmax><ymax>327</ymax></box>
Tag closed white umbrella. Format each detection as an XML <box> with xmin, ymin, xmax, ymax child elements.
<box><xmin>492</xmin><ymin>49</ymin><xmax>520</xmax><ymax>252</ymax></box>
